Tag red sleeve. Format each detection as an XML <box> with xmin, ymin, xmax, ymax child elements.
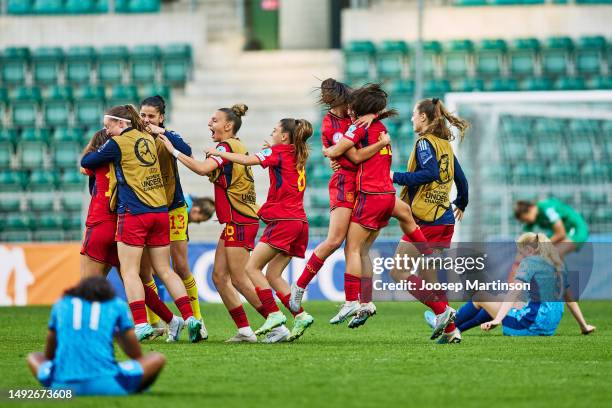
<box><xmin>321</xmin><ymin>116</ymin><xmax>332</xmax><ymax>148</ymax></box>
<box><xmin>211</xmin><ymin>142</ymin><xmax>231</xmax><ymax>166</ymax></box>
<box><xmin>255</xmin><ymin>146</ymin><xmax>279</xmax><ymax>168</ymax></box>
<box><xmin>342</xmin><ymin>124</ymin><xmax>365</xmax><ymax>145</ymax></box>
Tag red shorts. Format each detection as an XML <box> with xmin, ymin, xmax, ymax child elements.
<box><xmin>220</xmin><ymin>222</ymin><xmax>259</xmax><ymax>251</ymax></box>
<box><xmin>80</xmin><ymin>220</ymin><xmax>120</xmax><ymax>267</ymax></box>
<box><xmin>115</xmin><ymin>212</ymin><xmax>170</xmax><ymax>247</ymax></box>
<box><xmin>260</xmin><ymin>220</ymin><xmax>309</xmax><ymax>258</ymax></box>
<box><xmin>351</xmin><ymin>192</ymin><xmax>395</xmax><ymax>231</ymax></box>
<box><xmin>329</xmin><ymin>171</ymin><xmax>356</xmax><ymax>211</ymax></box>
<box><xmin>402</xmin><ymin>224</ymin><xmax>455</xmax><ymax>248</ymax></box>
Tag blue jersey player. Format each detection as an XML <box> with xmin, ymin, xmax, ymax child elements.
<box><xmin>27</xmin><ymin>277</ymin><xmax>166</xmax><ymax>395</ymax></box>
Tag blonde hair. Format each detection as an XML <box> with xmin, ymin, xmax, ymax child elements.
<box><xmin>516</xmin><ymin>232</ymin><xmax>564</xmax><ymax>298</ymax></box>
<box><xmin>416</xmin><ymin>98</ymin><xmax>470</xmax><ymax>142</ymax></box>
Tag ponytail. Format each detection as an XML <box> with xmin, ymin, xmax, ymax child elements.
<box><xmin>416</xmin><ymin>98</ymin><xmax>470</xmax><ymax>142</ymax></box>
<box><xmin>218</xmin><ymin>103</ymin><xmax>248</xmax><ymax>134</ymax></box>
<box><xmin>105</xmin><ymin>104</ymin><xmax>147</xmax><ymax>133</ymax></box>
<box><xmin>279</xmin><ymin>118</ymin><xmax>313</xmax><ymax>170</ymax></box>
<box><xmin>516</xmin><ymin>232</ymin><xmax>565</xmax><ymax>298</ymax></box>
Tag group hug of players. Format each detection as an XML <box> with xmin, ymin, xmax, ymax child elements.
<box><xmin>26</xmin><ymin>78</ymin><xmax>596</xmax><ymax>395</ymax></box>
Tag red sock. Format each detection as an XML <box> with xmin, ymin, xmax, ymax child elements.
<box><xmin>174</xmin><ymin>296</ymin><xmax>194</xmax><ymax>320</ymax></box>
<box><xmin>143</xmin><ymin>284</ymin><xmax>174</xmax><ymax>323</ymax></box>
<box><xmin>297</xmin><ymin>253</ymin><xmax>325</xmax><ymax>289</ymax></box>
<box><xmin>344</xmin><ymin>273</ymin><xmax>360</xmax><ymax>302</ymax></box>
<box><xmin>406</xmin><ymin>275</ymin><xmax>446</xmax><ymax>314</ymax></box>
<box><xmin>129</xmin><ymin>300</ymin><xmax>148</xmax><ymax>325</ymax></box>
<box><xmin>228</xmin><ymin>305</ymin><xmax>250</xmax><ymax>329</ymax></box>
<box><xmin>278</xmin><ymin>292</ymin><xmax>303</xmax><ymax>317</ymax></box>
<box><xmin>255</xmin><ymin>287</ymin><xmax>280</xmax><ymax>315</ymax></box>
<box><xmin>256</xmin><ymin>305</ymin><xmax>269</xmax><ymax>318</ymax></box>
<box><xmin>360</xmin><ymin>277</ymin><xmax>373</xmax><ymax>303</ymax></box>
<box><xmin>445</xmin><ymin>322</ymin><xmax>457</xmax><ymax>333</ymax></box>
<box><xmin>407</xmin><ymin>229</ymin><xmax>433</xmax><ymax>255</ymax></box>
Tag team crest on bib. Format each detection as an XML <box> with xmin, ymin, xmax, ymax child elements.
<box><xmin>332</xmin><ymin>132</ymin><xmax>343</xmax><ymax>144</ymax></box>
<box><xmin>134</xmin><ymin>138</ymin><xmax>157</xmax><ymax>167</ymax></box>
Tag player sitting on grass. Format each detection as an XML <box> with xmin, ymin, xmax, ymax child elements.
<box><xmin>428</xmin><ymin>233</ymin><xmax>566</xmax><ymax>336</ymax></box>
<box><xmin>27</xmin><ymin>276</ymin><xmax>166</xmax><ymax>396</ymax></box>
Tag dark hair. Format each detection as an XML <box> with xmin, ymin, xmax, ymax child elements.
<box><xmin>82</xmin><ymin>129</ymin><xmax>109</xmax><ymax>157</ymax></box>
<box><xmin>218</xmin><ymin>104</ymin><xmax>248</xmax><ymax>134</ymax></box>
<box><xmin>64</xmin><ymin>276</ymin><xmax>115</xmax><ymax>302</ymax></box>
<box><xmin>514</xmin><ymin>200</ymin><xmax>535</xmax><ymax>220</ymax></box>
<box><xmin>140</xmin><ymin>95</ymin><xmax>166</xmax><ymax>126</ymax></box>
<box><xmin>105</xmin><ymin>104</ymin><xmax>146</xmax><ymax>132</ymax></box>
<box><xmin>279</xmin><ymin>118</ymin><xmax>313</xmax><ymax>169</ymax></box>
<box><xmin>319</xmin><ymin>78</ymin><xmax>351</xmax><ymax>109</ymax></box>
<box><xmin>416</xmin><ymin>98</ymin><xmax>469</xmax><ymax>142</ymax></box>
<box><xmin>349</xmin><ymin>83</ymin><xmax>398</xmax><ymax>119</ymax></box>
<box><xmin>189</xmin><ymin>197</ymin><xmax>215</xmax><ymax>222</ymax></box>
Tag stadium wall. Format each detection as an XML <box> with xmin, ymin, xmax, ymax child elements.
<box><xmin>342</xmin><ymin>5</ymin><xmax>612</xmax><ymax>43</ymax></box>
<box><xmin>0</xmin><ymin>11</ymin><xmax>207</xmax><ymax>49</ymax></box>
<box><xmin>279</xmin><ymin>0</ymin><xmax>330</xmax><ymax>49</ymax></box>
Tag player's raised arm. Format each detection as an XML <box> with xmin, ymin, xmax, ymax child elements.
<box><xmin>159</xmin><ymin>134</ymin><xmax>219</xmax><ymax>176</ymax></box>
<box><xmin>207</xmin><ymin>146</ymin><xmax>261</xmax><ymax>166</ymax></box>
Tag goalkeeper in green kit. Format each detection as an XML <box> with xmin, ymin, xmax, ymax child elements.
<box><xmin>514</xmin><ymin>198</ymin><xmax>596</xmax><ymax>335</ymax></box>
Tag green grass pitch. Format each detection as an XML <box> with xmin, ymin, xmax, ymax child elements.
<box><xmin>1</xmin><ymin>301</ymin><xmax>610</xmax><ymax>408</ymax></box>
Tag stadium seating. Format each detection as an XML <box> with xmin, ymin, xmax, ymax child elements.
<box><xmin>5</xmin><ymin>0</ymin><xmax>161</xmax><ymax>14</ymax></box>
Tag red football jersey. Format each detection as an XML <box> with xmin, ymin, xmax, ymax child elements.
<box><xmin>210</xmin><ymin>141</ymin><xmax>259</xmax><ymax>225</ymax></box>
<box><xmin>321</xmin><ymin>112</ymin><xmax>357</xmax><ymax>173</ymax></box>
<box><xmin>343</xmin><ymin>121</ymin><xmax>395</xmax><ymax>195</ymax></box>
<box><xmin>85</xmin><ymin>164</ymin><xmax>117</xmax><ymax>226</ymax></box>
<box><xmin>255</xmin><ymin>144</ymin><xmax>307</xmax><ymax>222</ymax></box>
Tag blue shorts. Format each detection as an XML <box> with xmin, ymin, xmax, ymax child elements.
<box><xmin>502</xmin><ymin>302</ymin><xmax>564</xmax><ymax>336</ymax></box>
<box><xmin>38</xmin><ymin>360</ymin><xmax>144</xmax><ymax>396</ymax></box>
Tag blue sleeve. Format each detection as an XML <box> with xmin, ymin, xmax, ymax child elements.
<box><xmin>115</xmin><ymin>300</ymin><xmax>134</xmax><ymax>333</ymax></box>
<box><xmin>515</xmin><ymin>258</ymin><xmax>536</xmax><ymax>283</ymax></box>
<box><xmin>452</xmin><ymin>156</ymin><xmax>469</xmax><ymax>211</ymax></box>
<box><xmin>48</xmin><ymin>302</ymin><xmax>59</xmax><ymax>331</ymax></box>
<box><xmin>392</xmin><ymin>139</ymin><xmax>439</xmax><ymax>187</ymax></box>
<box><xmin>81</xmin><ymin>138</ymin><xmax>120</xmax><ymax>169</ymax></box>
<box><xmin>164</xmin><ymin>130</ymin><xmax>192</xmax><ymax>156</ymax></box>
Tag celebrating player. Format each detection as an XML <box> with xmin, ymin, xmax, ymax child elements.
<box><xmin>184</xmin><ymin>194</ymin><xmax>215</xmax><ymax>224</ymax></box>
<box><xmin>514</xmin><ymin>199</ymin><xmax>595</xmax><ymax>334</ymax></box>
<box><xmin>391</xmin><ymin>97</ymin><xmax>469</xmax><ymax>344</ymax></box>
<box><xmin>206</xmin><ymin>118</ymin><xmax>315</xmax><ymax>340</ymax></box>
<box><xmin>290</xmin><ymin>78</ymin><xmax>390</xmax><ymax>323</ymax></box>
<box><xmin>81</xmin><ymin>105</ymin><xmax>202</xmax><ymax>342</ymax></box>
<box><xmin>138</xmin><ymin>95</ymin><xmax>208</xmax><ymax>340</ymax></box>
<box><xmin>27</xmin><ymin>277</ymin><xmax>166</xmax><ymax>395</ymax></box>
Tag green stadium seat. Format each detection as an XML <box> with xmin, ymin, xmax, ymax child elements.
<box><xmin>509</xmin><ymin>38</ymin><xmax>539</xmax><ymax>77</ymax></box>
<box><xmin>0</xmin><ymin>88</ymin><xmax>7</xmax><ymax>106</ymax></box>
<box><xmin>387</xmin><ymin>79</ymin><xmax>414</xmax><ymax>114</ymax></box>
<box><xmin>485</xmin><ymin>78</ymin><xmax>518</xmax><ymax>92</ymax></box>
<box><xmin>131</xmin><ymin>45</ymin><xmax>160</xmax><ymax>83</ymax></box>
<box><xmin>410</xmin><ymin>41</ymin><xmax>441</xmax><ymax>79</ymax></box>
<box><xmin>475</xmin><ymin>39</ymin><xmax>506</xmax><ymax>78</ymax></box>
<box><xmin>129</xmin><ymin>0</ymin><xmax>161</xmax><ymax>13</ymax></box>
<box><xmin>541</xmin><ymin>36</ymin><xmax>573</xmax><ymax>77</ymax></box>
<box><xmin>548</xmin><ymin>163</ymin><xmax>579</xmax><ymax>182</ymax></box>
<box><xmin>52</xmin><ymin>127</ymin><xmax>83</xmax><ymax>144</ymax></box>
<box><xmin>581</xmin><ymin>191</ymin><xmax>607</xmax><ymax>205</ymax></box>
<box><xmin>29</xmin><ymin>195</ymin><xmax>55</xmax><ymax>212</ymax></box>
<box><xmin>32</xmin><ymin>46</ymin><xmax>64</xmax><ymax>84</ymax></box>
<box><xmin>424</xmin><ymin>79</ymin><xmax>451</xmax><ymax>98</ymax></box>
<box><xmin>34</xmin><ymin>230</ymin><xmax>65</xmax><ymax>242</ymax></box>
<box><xmin>500</xmin><ymin>117</ymin><xmax>532</xmax><ymax>142</ymax></box>
<box><xmin>592</xmin><ymin>207</ymin><xmax>612</xmax><ymax>227</ymax></box>
<box><xmin>7</xmin><ymin>0</ymin><xmax>33</xmax><ymax>14</ymax></box>
<box><xmin>161</xmin><ymin>44</ymin><xmax>193</xmax><ymax>85</ymax></box>
<box><xmin>63</xmin><ymin>213</ymin><xmax>82</xmax><ymax>231</ymax></box>
<box><xmin>310</xmin><ymin>195</ymin><xmax>329</xmax><ymax>209</ymax></box>
<box><xmin>512</xmin><ymin>162</ymin><xmax>546</xmax><ymax>183</ymax></box>
<box><xmin>43</xmin><ymin>86</ymin><xmax>73</xmax><ymax>127</ymax></box>
<box><xmin>483</xmin><ymin>164</ymin><xmax>512</xmax><ymax>183</ymax></box>
<box><xmin>4</xmin><ymin>214</ymin><xmax>33</xmax><ymax>231</ymax></box>
<box><xmin>534</xmin><ymin>118</ymin><xmax>565</xmax><ymax>139</ymax></box>
<box><xmin>535</xmin><ymin>139</ymin><xmax>561</xmax><ymax>162</ymax></box>
<box><xmin>553</xmin><ymin>77</ymin><xmax>586</xmax><ymax>91</ymax></box>
<box><xmin>98</xmin><ymin>46</ymin><xmax>128</xmax><ymax>84</ymax></box>
<box><xmin>0</xmin><ymin>170</ymin><xmax>27</xmax><ymax>192</ymax></box>
<box><xmin>66</xmin><ymin>46</ymin><xmax>96</xmax><ymax>84</ymax></box>
<box><xmin>375</xmin><ymin>40</ymin><xmax>408</xmax><ymax>80</ymax></box>
<box><xmin>53</xmin><ymin>142</ymin><xmax>81</xmax><ymax>169</ymax></box>
<box><xmin>65</xmin><ymin>0</ymin><xmax>97</xmax><ymax>13</ymax></box>
<box><xmin>0</xmin><ymin>142</ymin><xmax>13</xmax><ymax>169</ymax></box>
<box><xmin>1</xmin><ymin>231</ymin><xmax>32</xmax><ymax>242</ymax></box>
<box><xmin>75</xmin><ymin>85</ymin><xmax>105</xmax><ymax>126</ymax></box>
<box><xmin>0</xmin><ymin>129</ymin><xmax>19</xmax><ymax>144</ymax></box>
<box><xmin>96</xmin><ymin>0</ymin><xmax>130</xmax><ymax>12</ymax></box>
<box><xmin>568</xmin><ymin>140</ymin><xmax>594</xmax><ymax>162</ymax></box>
<box><xmin>519</xmin><ymin>77</ymin><xmax>552</xmax><ymax>91</ymax></box>
<box><xmin>29</xmin><ymin>169</ymin><xmax>58</xmax><ymax>191</ymax></box>
<box><xmin>575</xmin><ymin>36</ymin><xmax>606</xmax><ymax>76</ymax></box>
<box><xmin>452</xmin><ymin>78</ymin><xmax>484</xmax><ymax>92</ymax></box>
<box><xmin>11</xmin><ymin>100</ymin><xmax>38</xmax><ymax>127</ymax></box>
<box><xmin>454</xmin><ymin>0</ymin><xmax>487</xmax><ymax>5</ymax></box>
<box><xmin>0</xmin><ymin>196</ymin><xmax>21</xmax><ymax>212</ymax></box>
<box><xmin>503</xmin><ymin>140</ymin><xmax>527</xmax><ymax>162</ymax></box>
<box><xmin>33</xmin><ymin>0</ymin><xmax>64</xmax><ymax>14</ymax></box>
<box><xmin>37</xmin><ymin>214</ymin><xmax>63</xmax><ymax>231</ymax></box>
<box><xmin>139</xmin><ymin>84</ymin><xmax>171</xmax><ymax>102</ymax></box>
<box><xmin>586</xmin><ymin>75</ymin><xmax>612</xmax><ymax>90</ymax></box>
<box><xmin>62</xmin><ymin>193</ymin><xmax>83</xmax><ymax>211</ymax></box>
<box><xmin>569</xmin><ymin>119</ymin><xmax>599</xmax><ymax>138</ymax></box>
<box><xmin>21</xmin><ymin>128</ymin><xmax>50</xmax><ymax>143</ymax></box>
<box><xmin>60</xmin><ymin>170</ymin><xmax>85</xmax><ymax>191</ymax></box>
<box><xmin>109</xmin><ymin>84</ymin><xmax>139</xmax><ymax>106</ymax></box>
<box><xmin>581</xmin><ymin>162</ymin><xmax>608</xmax><ymax>181</ymax></box>
<box><xmin>17</xmin><ymin>142</ymin><xmax>46</xmax><ymax>169</ymax></box>
<box><xmin>442</xmin><ymin>40</ymin><xmax>473</xmax><ymax>79</ymax></box>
